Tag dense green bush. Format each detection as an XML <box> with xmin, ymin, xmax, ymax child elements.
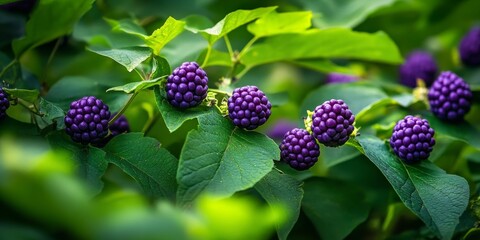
<box><xmin>1</xmin><ymin>0</ymin><xmax>480</xmax><ymax>239</ymax></box>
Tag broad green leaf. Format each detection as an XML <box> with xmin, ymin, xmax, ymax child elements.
<box><xmin>105</xmin><ymin>18</ymin><xmax>147</xmax><ymax>37</ymax></box>
<box><xmin>103</xmin><ymin>133</ymin><xmax>178</xmax><ymax>200</ymax></box>
<box><xmin>107</xmin><ymin>78</ymin><xmax>165</xmax><ymax>94</ymax></box>
<box><xmin>34</xmin><ymin>98</ymin><xmax>65</xmax><ymax>130</ymax></box>
<box><xmin>183</xmin><ymin>15</ymin><xmax>213</xmax><ymax>33</ymax></box>
<box><xmin>321</xmin><ymin>144</ymin><xmax>360</xmax><ymax>167</ymax></box>
<box><xmin>198</xmin><ymin>7</ymin><xmax>277</xmax><ymax>44</ymax></box>
<box><xmin>247</xmin><ymin>11</ymin><xmax>312</xmax><ymax>38</ymax></box>
<box><xmin>302</xmin><ymin>178</ymin><xmax>371</xmax><ymax>240</ymax></box>
<box><xmin>12</xmin><ymin>0</ymin><xmax>95</xmax><ymax>56</ymax></box>
<box><xmin>47</xmin><ymin>131</ymin><xmax>108</xmax><ymax>194</ymax></box>
<box><xmin>300</xmin><ymin>82</ymin><xmax>387</xmax><ymax>116</ymax></box>
<box><xmin>291</xmin><ymin>59</ymin><xmax>360</xmax><ymax>74</ymax></box>
<box><xmin>241</xmin><ymin>29</ymin><xmax>403</xmax><ymax>68</ymax></box>
<box><xmin>87</xmin><ymin>47</ymin><xmax>152</xmax><ymax>72</ymax></box>
<box><xmin>357</xmin><ymin>135</ymin><xmax>469</xmax><ymax>240</ymax></box>
<box><xmin>254</xmin><ymin>170</ymin><xmax>303</xmax><ymax>240</ymax></box>
<box><xmin>161</xmin><ymin>31</ymin><xmax>208</xmax><ymax>68</ymax></box>
<box><xmin>3</xmin><ymin>88</ymin><xmax>39</xmax><ymax>103</ymax></box>
<box><xmin>45</xmin><ymin>76</ymin><xmax>129</xmax><ymax>112</ymax></box>
<box><xmin>153</xmin><ymin>86</ymin><xmax>210</xmax><ymax>132</ymax></box>
<box><xmin>176</xmin><ymin>111</ymin><xmax>278</xmax><ymax>206</ymax></box>
<box><xmin>355</xmin><ymin>97</ymin><xmax>409</xmax><ymax>124</ymax></box>
<box><xmin>267</xmin><ymin>92</ymin><xmax>288</xmax><ymax>107</ymax></box>
<box><xmin>424</xmin><ymin>113</ymin><xmax>480</xmax><ymax>150</ymax></box>
<box><xmin>296</xmin><ymin>0</ymin><xmax>398</xmax><ymax>28</ymax></box>
<box><xmin>145</xmin><ymin>17</ymin><xmax>185</xmax><ymax>55</ymax></box>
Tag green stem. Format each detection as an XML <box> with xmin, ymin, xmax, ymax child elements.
<box><xmin>201</xmin><ymin>45</ymin><xmax>212</xmax><ymax>68</ymax></box>
<box><xmin>142</xmin><ymin>112</ymin><xmax>160</xmax><ymax>135</ymax></box>
<box><xmin>235</xmin><ymin>66</ymin><xmax>251</xmax><ymax>79</ymax></box>
<box><xmin>17</xmin><ymin>99</ymin><xmax>43</xmax><ymax>117</ymax></box>
<box><xmin>109</xmin><ymin>92</ymin><xmax>138</xmax><ymax>125</ymax></box>
<box><xmin>0</xmin><ymin>59</ymin><xmax>17</xmax><ymax>79</ymax></box>
<box><xmin>224</xmin><ymin>35</ymin><xmax>234</xmax><ymax>58</ymax></box>
<box><xmin>208</xmin><ymin>88</ymin><xmax>231</xmax><ymax>96</ymax></box>
<box><xmin>40</xmin><ymin>38</ymin><xmax>62</xmax><ymax>87</ymax></box>
<box><xmin>238</xmin><ymin>36</ymin><xmax>258</xmax><ymax>59</ymax></box>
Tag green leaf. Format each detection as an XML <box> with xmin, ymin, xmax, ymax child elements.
<box><xmin>198</xmin><ymin>7</ymin><xmax>277</xmax><ymax>44</ymax></box>
<box><xmin>300</xmin><ymin>82</ymin><xmax>387</xmax><ymax>116</ymax></box>
<box><xmin>357</xmin><ymin>135</ymin><xmax>469</xmax><ymax>239</ymax></box>
<box><xmin>45</xmin><ymin>76</ymin><xmax>129</xmax><ymax>111</ymax></box>
<box><xmin>241</xmin><ymin>29</ymin><xmax>403</xmax><ymax>69</ymax></box>
<box><xmin>34</xmin><ymin>98</ymin><xmax>66</xmax><ymax>130</ymax></box>
<box><xmin>153</xmin><ymin>86</ymin><xmax>210</xmax><ymax>132</ymax></box>
<box><xmin>87</xmin><ymin>46</ymin><xmax>152</xmax><ymax>72</ymax></box>
<box><xmin>103</xmin><ymin>133</ymin><xmax>178</xmax><ymax>200</ymax></box>
<box><xmin>3</xmin><ymin>88</ymin><xmax>39</xmax><ymax>103</ymax></box>
<box><xmin>247</xmin><ymin>11</ymin><xmax>312</xmax><ymax>38</ymax></box>
<box><xmin>302</xmin><ymin>178</ymin><xmax>371</xmax><ymax>240</ymax></box>
<box><xmin>12</xmin><ymin>0</ymin><xmax>95</xmax><ymax>56</ymax></box>
<box><xmin>290</xmin><ymin>59</ymin><xmax>360</xmax><ymax>74</ymax></box>
<box><xmin>297</xmin><ymin>0</ymin><xmax>398</xmax><ymax>28</ymax></box>
<box><xmin>107</xmin><ymin>78</ymin><xmax>165</xmax><ymax>94</ymax></box>
<box><xmin>321</xmin><ymin>144</ymin><xmax>361</xmax><ymax>167</ymax></box>
<box><xmin>47</xmin><ymin>131</ymin><xmax>108</xmax><ymax>194</ymax></box>
<box><xmin>176</xmin><ymin>111</ymin><xmax>278</xmax><ymax>206</ymax></box>
<box><xmin>254</xmin><ymin>170</ymin><xmax>303</xmax><ymax>240</ymax></box>
<box><xmin>145</xmin><ymin>17</ymin><xmax>185</xmax><ymax>55</ymax></box>
<box><xmin>105</xmin><ymin>18</ymin><xmax>147</xmax><ymax>37</ymax></box>
<box><xmin>424</xmin><ymin>113</ymin><xmax>480</xmax><ymax>150</ymax></box>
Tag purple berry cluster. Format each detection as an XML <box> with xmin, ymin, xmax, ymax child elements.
<box><xmin>390</xmin><ymin>115</ymin><xmax>435</xmax><ymax>164</ymax></box>
<box><xmin>227</xmin><ymin>86</ymin><xmax>272</xmax><ymax>130</ymax></box>
<box><xmin>427</xmin><ymin>71</ymin><xmax>472</xmax><ymax>121</ymax></box>
<box><xmin>311</xmin><ymin>99</ymin><xmax>355</xmax><ymax>147</ymax></box>
<box><xmin>325</xmin><ymin>73</ymin><xmax>358</xmax><ymax>84</ymax></box>
<box><xmin>459</xmin><ymin>27</ymin><xmax>480</xmax><ymax>67</ymax></box>
<box><xmin>109</xmin><ymin>114</ymin><xmax>130</xmax><ymax>136</ymax></box>
<box><xmin>280</xmin><ymin>128</ymin><xmax>320</xmax><ymax>170</ymax></box>
<box><xmin>0</xmin><ymin>87</ymin><xmax>10</xmax><ymax>120</ymax></box>
<box><xmin>93</xmin><ymin>113</ymin><xmax>130</xmax><ymax>147</ymax></box>
<box><xmin>64</xmin><ymin>96</ymin><xmax>111</xmax><ymax>145</ymax></box>
<box><xmin>399</xmin><ymin>51</ymin><xmax>438</xmax><ymax>88</ymax></box>
<box><xmin>166</xmin><ymin>61</ymin><xmax>208</xmax><ymax>109</ymax></box>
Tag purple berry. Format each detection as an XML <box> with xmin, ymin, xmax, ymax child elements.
<box><xmin>280</xmin><ymin>128</ymin><xmax>320</xmax><ymax>170</ymax></box>
<box><xmin>93</xmin><ymin>113</ymin><xmax>130</xmax><ymax>147</ymax></box>
<box><xmin>390</xmin><ymin>115</ymin><xmax>435</xmax><ymax>164</ymax></box>
<box><xmin>459</xmin><ymin>27</ymin><xmax>480</xmax><ymax>67</ymax></box>
<box><xmin>227</xmin><ymin>85</ymin><xmax>272</xmax><ymax>130</ymax></box>
<box><xmin>109</xmin><ymin>114</ymin><xmax>130</xmax><ymax>136</ymax></box>
<box><xmin>64</xmin><ymin>96</ymin><xmax>111</xmax><ymax>145</ymax></box>
<box><xmin>399</xmin><ymin>51</ymin><xmax>438</xmax><ymax>88</ymax></box>
<box><xmin>325</xmin><ymin>73</ymin><xmax>358</xmax><ymax>84</ymax></box>
<box><xmin>0</xmin><ymin>87</ymin><xmax>10</xmax><ymax>120</ymax></box>
<box><xmin>428</xmin><ymin>71</ymin><xmax>472</xmax><ymax>121</ymax></box>
<box><xmin>166</xmin><ymin>61</ymin><xmax>208</xmax><ymax>109</ymax></box>
<box><xmin>267</xmin><ymin>120</ymin><xmax>298</xmax><ymax>139</ymax></box>
<box><xmin>311</xmin><ymin>99</ymin><xmax>355</xmax><ymax>147</ymax></box>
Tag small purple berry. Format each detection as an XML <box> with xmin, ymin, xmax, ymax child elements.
<box><xmin>459</xmin><ymin>27</ymin><xmax>480</xmax><ymax>67</ymax></box>
<box><xmin>280</xmin><ymin>128</ymin><xmax>320</xmax><ymax>170</ymax></box>
<box><xmin>64</xmin><ymin>96</ymin><xmax>111</xmax><ymax>145</ymax></box>
<box><xmin>311</xmin><ymin>99</ymin><xmax>355</xmax><ymax>147</ymax></box>
<box><xmin>227</xmin><ymin>86</ymin><xmax>272</xmax><ymax>130</ymax></box>
<box><xmin>428</xmin><ymin>71</ymin><xmax>472</xmax><ymax>121</ymax></box>
<box><xmin>166</xmin><ymin>61</ymin><xmax>208</xmax><ymax>109</ymax></box>
<box><xmin>325</xmin><ymin>73</ymin><xmax>358</xmax><ymax>84</ymax></box>
<box><xmin>267</xmin><ymin>120</ymin><xmax>298</xmax><ymax>139</ymax></box>
<box><xmin>390</xmin><ymin>115</ymin><xmax>435</xmax><ymax>164</ymax></box>
<box><xmin>0</xmin><ymin>87</ymin><xmax>10</xmax><ymax>120</ymax></box>
<box><xmin>399</xmin><ymin>51</ymin><xmax>438</xmax><ymax>88</ymax></box>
